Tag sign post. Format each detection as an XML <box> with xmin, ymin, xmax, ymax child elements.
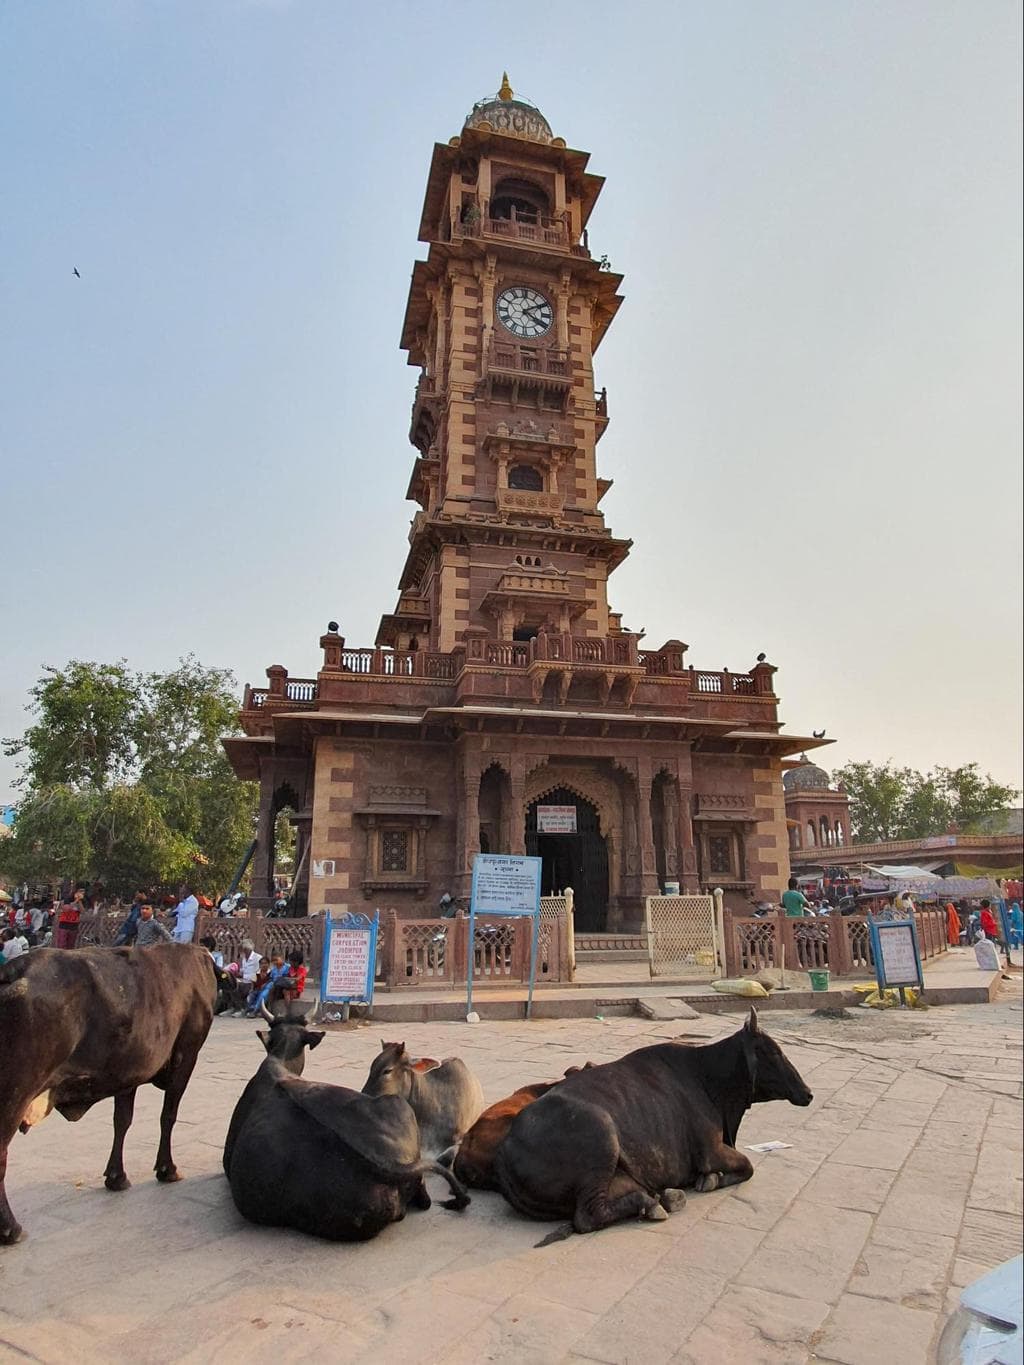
<box><xmin>467</xmin><ymin>853</ymin><xmax>543</xmax><ymax>1021</ymax></box>
<box><xmin>320</xmin><ymin>911</ymin><xmax>379</xmax><ymax>1019</ymax></box>
<box><xmin>867</xmin><ymin>916</ymin><xmax>924</xmax><ymax>1007</ymax></box>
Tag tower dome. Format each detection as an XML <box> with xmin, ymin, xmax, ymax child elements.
<box><xmin>465</xmin><ymin>73</ymin><xmax>554</xmax><ymax>144</ymax></box>
<box><xmin>783</xmin><ymin>755</ymin><xmax>831</xmax><ymax>791</ymax></box>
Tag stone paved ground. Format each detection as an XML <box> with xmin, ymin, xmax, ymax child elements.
<box><xmin>0</xmin><ymin>981</ymin><xmax>1020</xmax><ymax>1364</ymax></box>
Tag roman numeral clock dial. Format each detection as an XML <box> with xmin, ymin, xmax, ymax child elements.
<box><xmin>496</xmin><ymin>286</ymin><xmax>553</xmax><ymax>339</ymax></box>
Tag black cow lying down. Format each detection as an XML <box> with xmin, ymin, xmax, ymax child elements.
<box><xmin>495</xmin><ymin>1008</ymin><xmax>812</xmax><ymax>1240</ymax></box>
<box><xmin>0</xmin><ymin>943</ymin><xmax>217</xmax><ymax>1246</ymax></box>
<box><xmin>223</xmin><ymin>1010</ymin><xmax>470</xmax><ymax>1241</ymax></box>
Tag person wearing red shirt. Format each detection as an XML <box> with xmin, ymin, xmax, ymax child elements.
<box><xmin>979</xmin><ymin>900</ymin><xmax>1000</xmax><ymax>941</ymax></box>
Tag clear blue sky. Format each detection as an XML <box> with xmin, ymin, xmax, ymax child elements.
<box><xmin>2</xmin><ymin>0</ymin><xmax>1021</xmax><ymax>800</ymax></box>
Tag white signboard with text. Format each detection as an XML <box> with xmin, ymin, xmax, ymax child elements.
<box><xmin>536</xmin><ymin>805</ymin><xmax>578</xmax><ymax>835</ymax></box>
<box><xmin>869</xmin><ymin>918</ymin><xmax>924</xmax><ymax>990</ymax></box>
<box><xmin>470</xmin><ymin>853</ymin><xmax>543</xmax><ymax>917</ymax></box>
<box><xmin>321</xmin><ymin>912</ymin><xmax>379</xmax><ymax>1004</ymax></box>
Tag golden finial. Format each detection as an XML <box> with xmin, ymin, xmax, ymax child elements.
<box><xmin>498</xmin><ymin>72</ymin><xmax>513</xmax><ymax>101</ymax></box>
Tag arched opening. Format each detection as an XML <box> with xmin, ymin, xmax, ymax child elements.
<box><xmin>479</xmin><ymin>765</ymin><xmax>510</xmax><ymax>857</ymax></box>
<box><xmin>526</xmin><ymin>786</ymin><xmax>609</xmax><ymax>932</ymax></box>
<box><xmin>807</xmin><ymin>820</ymin><xmax>817</xmax><ymax>847</ymax></box>
<box><xmin>509</xmin><ymin>464</ymin><xmax>544</xmax><ymax>491</ymax></box>
<box><xmin>835</xmin><ymin>821</ymin><xmax>844</xmax><ymax>846</ymax></box>
<box><xmin>820</xmin><ymin>816</ymin><xmax>831</xmax><ymax>847</ymax></box>
<box><xmin>491</xmin><ymin>177</ymin><xmax>550</xmax><ymax>222</ymax></box>
<box><xmin>267</xmin><ymin>781</ymin><xmax>304</xmax><ymax>910</ymax></box>
<box><xmin>790</xmin><ymin>824</ymin><xmax>801</xmax><ymax>850</ymax></box>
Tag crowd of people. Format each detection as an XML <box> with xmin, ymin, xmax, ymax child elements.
<box><xmin>1</xmin><ymin>889</ymin><xmax>312</xmax><ymax>1015</ymax></box>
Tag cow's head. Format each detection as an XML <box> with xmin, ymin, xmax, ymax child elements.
<box><xmin>361</xmin><ymin>1041</ymin><xmax>440</xmax><ymax>1099</ymax></box>
<box><xmin>742</xmin><ymin>1009</ymin><xmax>813</xmax><ymax>1107</ymax></box>
<box><xmin>256</xmin><ymin>1010</ymin><xmax>325</xmax><ymax>1076</ymax></box>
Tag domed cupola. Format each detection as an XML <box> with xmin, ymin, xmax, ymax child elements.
<box><xmin>465</xmin><ymin>73</ymin><xmax>554</xmax><ymax>144</ymax></box>
<box><xmin>783</xmin><ymin>754</ymin><xmax>832</xmax><ymax>792</ymax></box>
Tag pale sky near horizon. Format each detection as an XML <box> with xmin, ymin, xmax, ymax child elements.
<box><xmin>2</xmin><ymin>0</ymin><xmax>1022</xmax><ymax>803</ymax></box>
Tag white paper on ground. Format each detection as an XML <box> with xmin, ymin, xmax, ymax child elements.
<box><xmin>745</xmin><ymin>1141</ymin><xmax>793</xmax><ymax>1153</ymax></box>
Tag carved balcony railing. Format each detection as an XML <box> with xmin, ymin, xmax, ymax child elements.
<box><xmin>495</xmin><ymin>487</ymin><xmax>565</xmax><ymax>518</ymax></box>
<box><xmin>487</xmin><ymin>341</ymin><xmax>571</xmax><ymax>378</ymax></box>
<box><xmin>452</xmin><ymin>210</ymin><xmax>576</xmax><ymax>251</ymax></box>
<box><xmin>242</xmin><ymin>640</ymin><xmax>776</xmax><ymax>714</ymax></box>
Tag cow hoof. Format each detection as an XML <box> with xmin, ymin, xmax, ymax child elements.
<box><xmin>1</xmin><ymin>1224</ymin><xmax>26</xmax><ymax>1246</ymax></box>
<box><xmin>695</xmin><ymin>1173</ymin><xmax>721</xmax><ymax>1193</ymax></box>
<box><xmin>155</xmin><ymin>1167</ymin><xmax>182</xmax><ymax>1184</ymax></box>
<box><xmin>104</xmin><ymin>1173</ymin><xmax>131</xmax><ymax>1192</ymax></box>
<box><xmin>643</xmin><ymin>1202</ymin><xmax>669</xmax><ymax>1222</ymax></box>
<box><xmin>660</xmin><ymin>1188</ymin><xmax>687</xmax><ymax>1213</ymax></box>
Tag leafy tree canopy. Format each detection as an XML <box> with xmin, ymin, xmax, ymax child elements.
<box><xmin>833</xmin><ymin>759</ymin><xmax>1020</xmax><ymax>844</ymax></box>
<box><xmin>1</xmin><ymin>657</ymin><xmax>256</xmax><ymax>895</ymax></box>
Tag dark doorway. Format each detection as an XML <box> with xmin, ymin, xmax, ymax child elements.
<box><xmin>526</xmin><ymin>787</ymin><xmax>609</xmax><ymax>932</ymax></box>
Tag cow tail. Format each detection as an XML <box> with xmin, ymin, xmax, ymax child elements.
<box><xmin>415</xmin><ymin>1159</ymin><xmax>471</xmax><ymax>1211</ymax></box>
<box><xmin>435</xmin><ymin>1143</ymin><xmax>458</xmax><ymax>1170</ymax></box>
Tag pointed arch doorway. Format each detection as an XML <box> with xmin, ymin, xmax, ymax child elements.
<box><xmin>526</xmin><ymin>787</ymin><xmax>609</xmax><ymax>932</ymax></box>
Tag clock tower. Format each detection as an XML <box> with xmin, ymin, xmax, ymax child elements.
<box><xmin>380</xmin><ymin>76</ymin><xmax>630</xmax><ymax>658</ymax></box>
<box><xmin>228</xmin><ymin>80</ymin><xmax>830</xmax><ymax>935</ymax></box>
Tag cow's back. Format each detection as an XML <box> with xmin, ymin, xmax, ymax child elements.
<box><xmin>3</xmin><ymin>945</ymin><xmax>216</xmax><ymax>1116</ymax></box>
<box><xmin>415</xmin><ymin>1058</ymin><xmax>485</xmax><ymax>1153</ymax></box>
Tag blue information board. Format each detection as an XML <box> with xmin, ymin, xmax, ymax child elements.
<box><xmin>868</xmin><ymin>916</ymin><xmax>924</xmax><ymax>993</ymax></box>
<box><xmin>467</xmin><ymin>854</ymin><xmax>543</xmax><ymax>1020</ymax></box>
<box><xmin>320</xmin><ymin>911</ymin><xmax>379</xmax><ymax>1007</ymax></box>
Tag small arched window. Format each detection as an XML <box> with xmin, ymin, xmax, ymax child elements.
<box><xmin>509</xmin><ymin>465</ymin><xmax>543</xmax><ymax>491</ymax></box>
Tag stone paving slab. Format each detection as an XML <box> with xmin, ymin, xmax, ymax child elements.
<box><xmin>0</xmin><ymin>984</ymin><xmax>1020</xmax><ymax>1363</ymax></box>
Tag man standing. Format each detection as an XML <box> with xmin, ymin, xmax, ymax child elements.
<box><xmin>171</xmin><ymin>886</ymin><xmax>199</xmax><ymax>944</ymax></box>
<box><xmin>781</xmin><ymin>877</ymin><xmax>811</xmax><ymax>918</ymax></box>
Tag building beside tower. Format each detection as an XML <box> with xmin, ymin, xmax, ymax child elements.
<box><xmin>224</xmin><ymin>79</ymin><xmax>829</xmax><ymax>931</ymax></box>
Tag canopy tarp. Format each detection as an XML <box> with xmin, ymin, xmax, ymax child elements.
<box><xmin>955</xmin><ymin>860</ymin><xmax>1023</xmax><ymax>879</ymax></box>
<box><xmin>862</xmin><ymin>864</ymin><xmax>941</xmax><ymax>880</ymax></box>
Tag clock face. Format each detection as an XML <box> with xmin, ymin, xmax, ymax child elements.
<box><xmin>496</xmin><ymin>286</ymin><xmax>553</xmax><ymax>339</ymax></box>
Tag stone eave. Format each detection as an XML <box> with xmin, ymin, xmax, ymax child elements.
<box><xmin>221</xmin><ymin>734</ymin><xmax>274</xmax><ymax>782</ymax></box>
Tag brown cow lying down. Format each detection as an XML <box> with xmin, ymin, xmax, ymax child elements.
<box><xmin>495</xmin><ymin>1009</ymin><xmax>812</xmax><ymax>1240</ymax></box>
<box><xmin>0</xmin><ymin>944</ymin><xmax>216</xmax><ymax>1246</ymax></box>
<box><xmin>450</xmin><ymin>1064</ymin><xmax>594</xmax><ymax>1190</ymax></box>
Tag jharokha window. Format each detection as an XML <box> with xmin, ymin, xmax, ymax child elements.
<box><xmin>508</xmin><ymin>464</ymin><xmax>543</xmax><ymax>491</ymax></box>
<box><xmin>380</xmin><ymin>830</ymin><xmax>410</xmax><ymax>874</ymax></box>
<box><xmin>708</xmin><ymin>835</ymin><xmax>733</xmax><ymax>876</ymax></box>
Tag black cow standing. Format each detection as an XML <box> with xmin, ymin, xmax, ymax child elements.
<box><xmin>495</xmin><ymin>1008</ymin><xmax>812</xmax><ymax>1239</ymax></box>
<box><xmin>224</xmin><ymin>1011</ymin><xmax>470</xmax><ymax>1241</ymax></box>
<box><xmin>0</xmin><ymin>944</ymin><xmax>217</xmax><ymax>1245</ymax></box>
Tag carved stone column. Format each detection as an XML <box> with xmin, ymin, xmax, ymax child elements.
<box><xmin>455</xmin><ymin>748</ymin><xmax>483</xmax><ymax>897</ymax></box>
<box><xmin>251</xmin><ymin>769</ymin><xmax>277</xmax><ymax>905</ymax></box>
<box><xmin>636</xmin><ymin>758</ymin><xmax>660</xmax><ymax>897</ymax></box>
<box><xmin>509</xmin><ymin>753</ymin><xmax>527</xmax><ymax>855</ymax></box>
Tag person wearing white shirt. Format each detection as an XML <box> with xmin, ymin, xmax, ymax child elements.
<box><xmin>172</xmin><ymin>887</ymin><xmax>200</xmax><ymax>944</ymax></box>
<box><xmin>2</xmin><ymin>930</ymin><xmax>28</xmax><ymax>962</ymax></box>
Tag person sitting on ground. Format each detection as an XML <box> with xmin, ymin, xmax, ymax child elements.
<box><xmin>270</xmin><ymin>950</ymin><xmax>308</xmax><ymax>1006</ymax></box>
<box><xmin>199</xmin><ymin>934</ymin><xmax>225</xmax><ymax>969</ymax></box>
<box><xmin>239</xmin><ymin>938</ymin><xmax>262</xmax><ymax>987</ymax></box>
<box><xmin>134</xmin><ymin>904</ymin><xmax>173</xmax><ymax>947</ymax></box>
<box><xmin>2</xmin><ymin>928</ymin><xmax>28</xmax><ymax>962</ymax></box>
<box><xmin>780</xmin><ymin>877</ymin><xmax>810</xmax><ymax>918</ymax></box>
<box><xmin>245</xmin><ymin>952</ymin><xmax>290</xmax><ymax>1017</ymax></box>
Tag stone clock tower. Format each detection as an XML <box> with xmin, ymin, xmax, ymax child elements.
<box><xmin>227</xmin><ymin>80</ymin><xmax>829</xmax><ymax>933</ymax></box>
<box><xmin>380</xmin><ymin>75</ymin><xmax>630</xmax><ymax>659</ymax></box>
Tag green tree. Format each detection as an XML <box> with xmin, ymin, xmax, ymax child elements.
<box><xmin>834</xmin><ymin>759</ymin><xmax>1019</xmax><ymax>843</ymax></box>
<box><xmin>0</xmin><ymin>657</ymin><xmax>257</xmax><ymax>895</ymax></box>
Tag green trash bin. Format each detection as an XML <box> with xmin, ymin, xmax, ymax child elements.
<box><xmin>808</xmin><ymin>969</ymin><xmax>830</xmax><ymax>992</ymax></box>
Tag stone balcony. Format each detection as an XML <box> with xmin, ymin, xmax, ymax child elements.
<box><xmin>495</xmin><ymin>487</ymin><xmax>565</xmax><ymax>517</ymax></box>
<box><xmin>240</xmin><ymin>636</ymin><xmax>779</xmax><ymax>721</ymax></box>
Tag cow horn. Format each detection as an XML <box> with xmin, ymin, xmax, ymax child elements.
<box><xmin>259</xmin><ymin>999</ymin><xmax>276</xmax><ymax>1024</ymax></box>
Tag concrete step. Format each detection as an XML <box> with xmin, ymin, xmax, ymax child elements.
<box><xmin>575</xmin><ymin>948</ymin><xmax>649</xmax><ymax>965</ymax></box>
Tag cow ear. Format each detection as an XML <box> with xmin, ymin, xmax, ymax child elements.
<box><xmin>304</xmin><ymin>1030</ymin><xmax>326</xmax><ymax>1050</ymax></box>
<box><xmin>256</xmin><ymin>1029</ymin><xmax>271</xmax><ymax>1050</ymax></box>
<box><xmin>412</xmin><ymin>1057</ymin><xmax>441</xmax><ymax>1073</ymax></box>
<box><xmin>745</xmin><ymin>1007</ymin><xmax>760</xmax><ymax>1034</ymax></box>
